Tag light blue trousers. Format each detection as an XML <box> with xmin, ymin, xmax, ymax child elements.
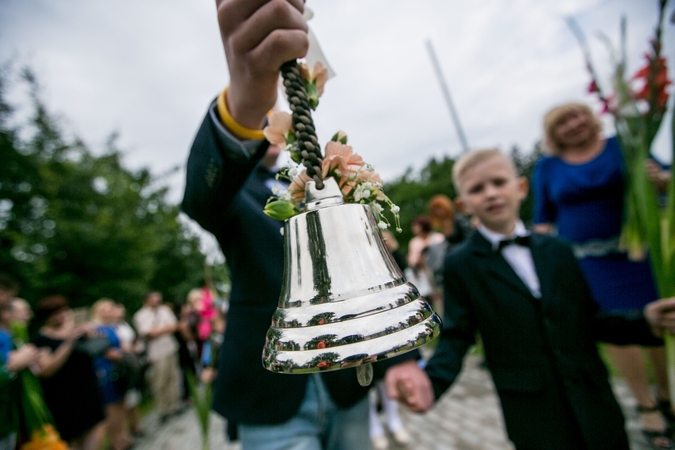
<box><xmin>237</xmin><ymin>375</ymin><xmax>370</xmax><ymax>450</ymax></box>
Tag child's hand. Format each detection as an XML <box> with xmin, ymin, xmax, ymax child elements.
<box><xmin>385</xmin><ymin>359</ymin><xmax>434</xmax><ymax>413</ymax></box>
<box><xmin>644</xmin><ymin>297</ymin><xmax>675</xmax><ymax>337</ymax></box>
<box><xmin>216</xmin><ymin>0</ymin><xmax>308</xmax><ymax>130</ymax></box>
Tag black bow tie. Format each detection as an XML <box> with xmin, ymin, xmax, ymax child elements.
<box><xmin>496</xmin><ymin>234</ymin><xmax>531</xmax><ymax>252</ymax></box>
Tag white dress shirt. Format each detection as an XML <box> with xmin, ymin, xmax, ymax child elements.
<box><xmin>477</xmin><ymin>221</ymin><xmax>541</xmax><ymax>298</ymax></box>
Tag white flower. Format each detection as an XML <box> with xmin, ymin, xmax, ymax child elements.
<box><xmin>371</xmin><ymin>202</ymin><xmax>383</xmax><ymax>214</ymax></box>
<box><xmin>354</xmin><ymin>184</ymin><xmax>371</xmax><ymax>202</ymax></box>
<box><xmin>272</xmin><ymin>186</ymin><xmax>280</xmax><ymax>195</ymax></box>
<box><xmin>378</xmin><ymin>221</ymin><xmax>388</xmax><ymax>230</ymax></box>
<box><xmin>280</xmin><ymin>227</ymin><xmax>285</xmax><ymax>236</ymax></box>
<box><xmin>288</xmin><ymin>167</ymin><xmax>299</xmax><ymax>178</ymax></box>
<box><xmin>279</xmin><ymin>191</ymin><xmax>292</xmax><ymax>202</ymax></box>
<box><xmin>390</xmin><ymin>205</ymin><xmax>400</xmax><ymax>214</ymax></box>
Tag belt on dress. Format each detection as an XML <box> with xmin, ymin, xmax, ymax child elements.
<box><xmin>571</xmin><ymin>235</ymin><xmax>621</xmax><ymax>259</ymax></box>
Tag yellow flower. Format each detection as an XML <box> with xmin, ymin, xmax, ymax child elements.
<box><xmin>263</xmin><ymin>111</ymin><xmax>293</xmax><ymax>146</ymax></box>
<box><xmin>21</xmin><ymin>424</ymin><xmax>69</xmax><ymax>450</ymax></box>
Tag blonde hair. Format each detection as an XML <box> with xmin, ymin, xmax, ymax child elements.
<box><xmin>452</xmin><ymin>149</ymin><xmax>516</xmax><ymax>193</ymax></box>
<box><xmin>542</xmin><ymin>102</ymin><xmax>602</xmax><ymax>155</ymax></box>
<box><xmin>187</xmin><ymin>288</ymin><xmax>203</xmax><ymax>306</ymax></box>
<box><xmin>90</xmin><ymin>298</ymin><xmax>114</xmax><ymax>324</ymax></box>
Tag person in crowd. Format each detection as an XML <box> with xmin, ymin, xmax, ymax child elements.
<box><xmin>112</xmin><ymin>303</ymin><xmax>145</xmax><ymax>438</ymax></box>
<box><xmin>174</xmin><ymin>297</ymin><xmax>198</xmax><ymax>403</ymax></box>
<box><xmin>11</xmin><ymin>298</ymin><xmax>33</xmax><ymax>326</ymax></box>
<box><xmin>32</xmin><ymin>296</ymin><xmax>106</xmax><ymax>450</ymax></box>
<box><xmin>90</xmin><ymin>299</ymin><xmax>133</xmax><ymax>450</ymax></box>
<box><xmin>180</xmin><ymin>1</ymin><xmax>420</xmax><ymax>447</ymax></box>
<box><xmin>532</xmin><ymin>102</ymin><xmax>674</xmax><ymax>448</ymax></box>
<box><xmin>0</xmin><ymin>276</ymin><xmax>40</xmax><ymax>450</ymax></box>
<box><xmin>424</xmin><ymin>195</ymin><xmax>461</xmax><ymax>314</ymax></box>
<box><xmin>385</xmin><ymin>148</ymin><xmax>675</xmax><ymax>450</ymax></box>
<box><xmin>405</xmin><ymin>215</ymin><xmax>444</xmax><ymax>309</ymax></box>
<box><xmin>132</xmin><ymin>291</ymin><xmax>180</xmax><ymax>423</ymax></box>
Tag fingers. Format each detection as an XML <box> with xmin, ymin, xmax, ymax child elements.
<box><xmin>230</xmin><ymin>0</ymin><xmax>308</xmax><ymax>69</ymax></box>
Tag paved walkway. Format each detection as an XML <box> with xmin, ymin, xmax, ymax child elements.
<box><xmin>132</xmin><ymin>355</ymin><xmax>653</xmax><ymax>450</ymax></box>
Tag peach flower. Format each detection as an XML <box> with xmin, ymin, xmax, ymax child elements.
<box><xmin>288</xmin><ymin>170</ymin><xmax>313</xmax><ymax>203</ymax></box>
<box><xmin>298</xmin><ymin>61</ymin><xmax>329</xmax><ymax>97</ymax></box>
<box><xmin>321</xmin><ymin>141</ymin><xmax>364</xmax><ymax>184</ymax></box>
<box><xmin>263</xmin><ymin>111</ymin><xmax>293</xmax><ymax>146</ymax></box>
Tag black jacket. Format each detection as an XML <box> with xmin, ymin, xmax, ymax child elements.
<box><xmin>425</xmin><ymin>230</ymin><xmax>660</xmax><ymax>450</ymax></box>
<box><xmin>182</xmin><ymin>104</ymin><xmax>414</xmax><ymax>425</ymax></box>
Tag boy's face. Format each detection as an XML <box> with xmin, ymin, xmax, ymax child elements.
<box><xmin>456</xmin><ymin>155</ymin><xmax>527</xmax><ymax>235</ymax></box>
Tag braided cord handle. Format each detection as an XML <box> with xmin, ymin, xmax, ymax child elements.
<box><xmin>280</xmin><ymin>61</ymin><xmax>324</xmax><ymax>190</ymax></box>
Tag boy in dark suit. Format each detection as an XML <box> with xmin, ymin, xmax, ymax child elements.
<box><xmin>385</xmin><ymin>149</ymin><xmax>675</xmax><ymax>449</ymax></box>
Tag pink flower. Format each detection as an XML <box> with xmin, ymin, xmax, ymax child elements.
<box><xmin>263</xmin><ymin>111</ymin><xmax>293</xmax><ymax>146</ymax></box>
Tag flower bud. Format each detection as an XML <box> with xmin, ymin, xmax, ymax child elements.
<box><xmin>264</xmin><ymin>200</ymin><xmax>299</xmax><ymax>221</ymax></box>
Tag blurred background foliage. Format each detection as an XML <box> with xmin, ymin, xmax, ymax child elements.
<box><xmin>0</xmin><ymin>65</ymin><xmax>227</xmax><ymax>312</ymax></box>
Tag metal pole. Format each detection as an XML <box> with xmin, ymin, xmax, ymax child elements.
<box><xmin>425</xmin><ymin>39</ymin><xmax>470</xmax><ymax>153</ymax></box>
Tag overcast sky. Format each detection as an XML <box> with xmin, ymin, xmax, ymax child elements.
<box><xmin>1</xmin><ymin>0</ymin><xmax>673</xmax><ymax>256</ymax></box>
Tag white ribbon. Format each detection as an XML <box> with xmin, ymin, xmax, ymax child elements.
<box><xmin>303</xmin><ymin>7</ymin><xmax>336</xmax><ymax>79</ymax></box>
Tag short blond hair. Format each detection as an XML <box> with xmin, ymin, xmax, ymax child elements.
<box><xmin>452</xmin><ymin>149</ymin><xmax>516</xmax><ymax>193</ymax></box>
<box><xmin>542</xmin><ymin>102</ymin><xmax>602</xmax><ymax>155</ymax></box>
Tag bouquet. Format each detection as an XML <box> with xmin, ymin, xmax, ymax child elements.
<box><xmin>10</xmin><ymin>322</ymin><xmax>69</xmax><ymax>450</ymax></box>
<box><xmin>261</xmin><ymin>61</ymin><xmax>401</xmax><ymax>234</ymax></box>
<box><xmin>569</xmin><ymin>0</ymin><xmax>675</xmax><ymax>402</ymax></box>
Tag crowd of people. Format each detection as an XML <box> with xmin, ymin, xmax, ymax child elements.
<box><xmin>0</xmin><ymin>277</ymin><xmax>229</xmax><ymax>450</ymax></box>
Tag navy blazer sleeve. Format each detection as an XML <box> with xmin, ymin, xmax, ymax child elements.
<box><xmin>181</xmin><ymin>101</ymin><xmax>270</xmax><ymax>233</ymax></box>
<box><xmin>424</xmin><ymin>250</ymin><xmax>477</xmax><ymax>400</ymax></box>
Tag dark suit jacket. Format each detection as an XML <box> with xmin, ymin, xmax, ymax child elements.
<box><xmin>425</xmin><ymin>230</ymin><xmax>661</xmax><ymax>450</ymax></box>
<box><xmin>182</xmin><ymin>104</ymin><xmax>415</xmax><ymax>425</ymax></box>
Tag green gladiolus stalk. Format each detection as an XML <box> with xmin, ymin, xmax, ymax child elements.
<box><xmin>570</xmin><ymin>0</ymin><xmax>675</xmax><ymax>404</ymax></box>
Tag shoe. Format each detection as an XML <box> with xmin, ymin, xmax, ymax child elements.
<box><xmin>391</xmin><ymin>428</ymin><xmax>411</xmax><ymax>446</ymax></box>
<box><xmin>658</xmin><ymin>399</ymin><xmax>675</xmax><ymax>428</ymax></box>
<box><xmin>371</xmin><ymin>435</ymin><xmax>389</xmax><ymax>450</ymax></box>
<box><xmin>638</xmin><ymin>404</ymin><xmax>675</xmax><ymax>450</ymax></box>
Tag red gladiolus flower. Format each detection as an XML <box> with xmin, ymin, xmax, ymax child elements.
<box><xmin>587</xmin><ymin>79</ymin><xmax>600</xmax><ymax>93</ymax></box>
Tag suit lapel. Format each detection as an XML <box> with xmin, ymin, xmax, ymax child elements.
<box><xmin>470</xmin><ymin>232</ymin><xmax>536</xmax><ymax>301</ymax></box>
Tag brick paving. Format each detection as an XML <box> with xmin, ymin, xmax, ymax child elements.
<box><xmin>132</xmin><ymin>355</ymin><xmax>653</xmax><ymax>450</ymax></box>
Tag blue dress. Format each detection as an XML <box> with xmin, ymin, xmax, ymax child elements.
<box><xmin>94</xmin><ymin>325</ymin><xmax>123</xmax><ymax>405</ymax></box>
<box><xmin>532</xmin><ymin>137</ymin><xmax>659</xmax><ymax>311</ymax></box>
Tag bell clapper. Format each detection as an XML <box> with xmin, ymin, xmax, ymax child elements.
<box><xmin>356</xmin><ymin>363</ymin><xmax>373</xmax><ymax>387</ymax></box>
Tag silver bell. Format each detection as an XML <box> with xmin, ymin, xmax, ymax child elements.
<box><xmin>262</xmin><ymin>177</ymin><xmax>442</xmax><ymax>385</ymax></box>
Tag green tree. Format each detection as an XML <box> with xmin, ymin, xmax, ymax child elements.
<box><xmin>0</xmin><ymin>66</ymin><xmax>218</xmax><ymax>312</ymax></box>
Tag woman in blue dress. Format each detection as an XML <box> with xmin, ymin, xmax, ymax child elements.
<box><xmin>532</xmin><ymin>102</ymin><xmax>673</xmax><ymax>449</ymax></box>
<box><xmin>91</xmin><ymin>299</ymin><xmax>134</xmax><ymax>450</ymax></box>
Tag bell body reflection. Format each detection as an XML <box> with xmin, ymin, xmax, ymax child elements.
<box><xmin>262</xmin><ymin>178</ymin><xmax>442</xmax><ymax>375</ymax></box>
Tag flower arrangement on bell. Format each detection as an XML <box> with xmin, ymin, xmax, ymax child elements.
<box><xmin>261</xmin><ymin>61</ymin><xmax>401</xmax><ymax>234</ymax></box>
